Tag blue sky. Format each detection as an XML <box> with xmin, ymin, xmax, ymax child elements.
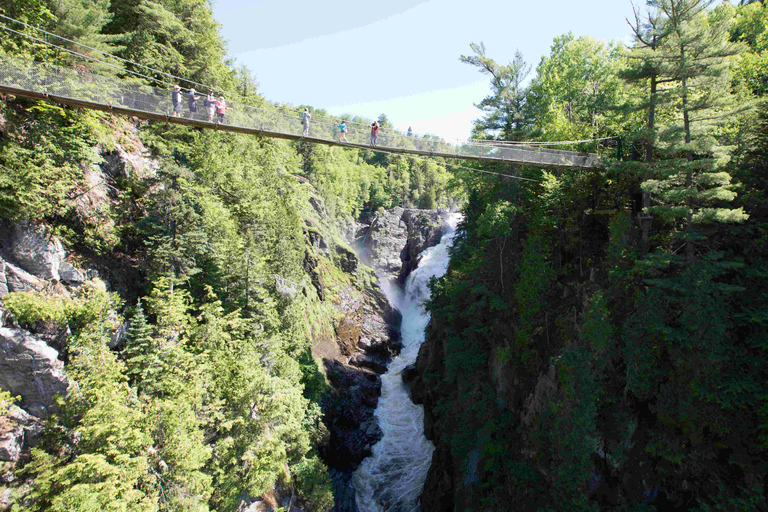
<box><xmin>211</xmin><ymin>0</ymin><xmax>637</xmax><ymax>142</ymax></box>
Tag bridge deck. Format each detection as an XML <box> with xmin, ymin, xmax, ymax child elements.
<box><xmin>0</xmin><ymin>57</ymin><xmax>602</xmax><ymax>169</ymax></box>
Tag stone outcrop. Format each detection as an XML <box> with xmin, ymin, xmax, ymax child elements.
<box><xmin>358</xmin><ymin>207</ymin><xmax>448</xmax><ymax>286</ymax></box>
<box><xmin>0</xmin><ymin>327</ymin><xmax>69</xmax><ymax>418</ymax></box>
<box><xmin>0</xmin><ymin>405</ymin><xmax>41</xmax><ymax>462</ymax></box>
<box><xmin>8</xmin><ymin>221</ymin><xmax>66</xmax><ymax>282</ymax></box>
<box><xmin>1</xmin><ymin>258</ymin><xmax>44</xmax><ymax>295</ymax></box>
<box><xmin>321</xmin><ymin>360</ymin><xmax>382</xmax><ymax>469</ymax></box>
<box><xmin>398</xmin><ymin>209</ymin><xmax>448</xmax><ymax>285</ymax></box>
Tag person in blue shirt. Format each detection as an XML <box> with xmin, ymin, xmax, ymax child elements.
<box><xmin>171</xmin><ymin>85</ymin><xmax>182</xmax><ymax>117</ymax></box>
<box><xmin>337</xmin><ymin>120</ymin><xmax>348</xmax><ymax>142</ymax></box>
<box><xmin>187</xmin><ymin>88</ymin><xmax>198</xmax><ymax>120</ymax></box>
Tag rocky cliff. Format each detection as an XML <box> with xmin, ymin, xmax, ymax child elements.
<box><xmin>354</xmin><ymin>207</ymin><xmax>448</xmax><ymax>287</ymax></box>
<box><xmin>299</xmin><ymin>187</ymin><xmax>450</xmax><ymax>512</ymax></box>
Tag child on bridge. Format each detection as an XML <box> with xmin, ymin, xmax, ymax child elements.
<box><xmin>337</xmin><ymin>120</ymin><xmax>348</xmax><ymax>142</ymax></box>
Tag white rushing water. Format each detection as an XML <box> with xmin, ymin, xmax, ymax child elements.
<box><xmin>353</xmin><ymin>213</ymin><xmax>461</xmax><ymax>512</ymax></box>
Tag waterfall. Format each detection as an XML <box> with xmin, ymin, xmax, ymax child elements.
<box><xmin>352</xmin><ymin>213</ymin><xmax>461</xmax><ymax>512</ymax></box>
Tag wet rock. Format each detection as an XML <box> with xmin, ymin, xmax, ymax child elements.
<box><xmin>361</xmin><ymin>208</ymin><xmax>448</xmax><ymax>287</ymax></box>
<box><xmin>348</xmin><ymin>353</ymin><xmax>388</xmax><ymax>374</ymax></box>
<box><xmin>0</xmin><ymin>327</ymin><xmax>69</xmax><ymax>418</ymax></box>
<box><xmin>329</xmin><ymin>469</ymin><xmax>358</xmax><ymax>512</ymax></box>
<box><xmin>419</xmin><ymin>442</ymin><xmax>455</xmax><ymax>512</ymax></box>
<box><xmin>10</xmin><ymin>221</ymin><xmax>66</xmax><ymax>281</ymax></box>
<box><xmin>398</xmin><ymin>209</ymin><xmax>448</xmax><ymax>285</ymax></box>
<box><xmin>321</xmin><ymin>360</ymin><xmax>382</xmax><ymax>470</ymax></box>
<box><xmin>401</xmin><ymin>363</ymin><xmax>420</xmax><ymax>401</ymax></box>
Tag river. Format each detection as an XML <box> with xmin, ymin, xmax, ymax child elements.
<box><xmin>352</xmin><ymin>213</ymin><xmax>461</xmax><ymax>512</ymax></box>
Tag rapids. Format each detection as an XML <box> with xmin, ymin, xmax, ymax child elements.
<box><xmin>352</xmin><ymin>213</ymin><xmax>461</xmax><ymax>512</ymax></box>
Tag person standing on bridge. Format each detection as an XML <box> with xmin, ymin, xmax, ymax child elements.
<box><xmin>187</xmin><ymin>88</ymin><xmax>199</xmax><ymax>120</ymax></box>
<box><xmin>215</xmin><ymin>96</ymin><xmax>232</xmax><ymax>124</ymax></box>
<box><xmin>301</xmin><ymin>108</ymin><xmax>311</xmax><ymax>137</ymax></box>
<box><xmin>205</xmin><ymin>91</ymin><xmax>216</xmax><ymax>122</ymax></box>
<box><xmin>337</xmin><ymin>120</ymin><xmax>348</xmax><ymax>143</ymax></box>
<box><xmin>370</xmin><ymin>121</ymin><xmax>379</xmax><ymax>146</ymax></box>
<box><xmin>171</xmin><ymin>85</ymin><xmax>182</xmax><ymax>117</ymax></box>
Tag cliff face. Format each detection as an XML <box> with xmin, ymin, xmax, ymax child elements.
<box><xmin>355</xmin><ymin>207</ymin><xmax>447</xmax><ymax>287</ymax></box>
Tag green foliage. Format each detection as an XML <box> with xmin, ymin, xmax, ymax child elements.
<box><xmin>528</xmin><ymin>33</ymin><xmax>627</xmax><ymax>141</ymax></box>
<box><xmin>18</xmin><ymin>329</ymin><xmax>157</xmax><ymax>511</ymax></box>
<box><xmin>291</xmin><ymin>456</ymin><xmax>334</xmax><ymax>512</ymax></box>
<box><xmin>460</xmin><ymin>43</ymin><xmax>532</xmax><ymax>140</ymax></box>
<box><xmin>0</xmin><ymin>102</ymin><xmax>101</xmax><ymax>221</ymax></box>
<box><xmin>3</xmin><ymin>280</ymin><xmax>120</xmax><ymax>337</ymax></box>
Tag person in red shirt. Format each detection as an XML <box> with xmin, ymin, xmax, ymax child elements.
<box><xmin>370</xmin><ymin>121</ymin><xmax>379</xmax><ymax>146</ymax></box>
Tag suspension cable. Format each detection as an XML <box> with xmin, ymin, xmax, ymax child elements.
<box><xmin>0</xmin><ymin>15</ymin><xmax>607</xmax><ymax>158</ymax></box>
<box><xmin>360</xmin><ymin>148</ymin><xmax>543</xmax><ymax>183</ymax></box>
<box><xmin>474</xmin><ymin>136</ymin><xmax>619</xmax><ymax>146</ymax></box>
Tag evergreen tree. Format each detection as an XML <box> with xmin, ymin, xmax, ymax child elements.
<box><xmin>460</xmin><ymin>42</ymin><xmax>532</xmax><ymax>140</ymax></box>
<box><xmin>622</xmin><ymin>4</ymin><xmax>674</xmax><ymax>254</ymax></box>
<box><xmin>122</xmin><ymin>299</ymin><xmax>159</xmax><ymax>391</ymax></box>
<box><xmin>20</xmin><ymin>330</ymin><xmax>158</xmax><ymax>511</ymax></box>
<box><xmin>642</xmin><ymin>1</ymin><xmax>749</xmax><ymax>262</ymax></box>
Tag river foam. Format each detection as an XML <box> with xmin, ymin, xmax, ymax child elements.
<box><xmin>352</xmin><ymin>213</ymin><xmax>461</xmax><ymax>512</ymax></box>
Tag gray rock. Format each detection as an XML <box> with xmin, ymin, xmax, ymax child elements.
<box><xmin>0</xmin><ymin>327</ymin><xmax>69</xmax><ymax>418</ymax></box>
<box><xmin>3</xmin><ymin>259</ymin><xmax>45</xmax><ymax>293</ymax></box>
<box><xmin>10</xmin><ymin>221</ymin><xmax>66</xmax><ymax>281</ymax></box>
<box><xmin>0</xmin><ymin>259</ymin><xmax>8</xmax><ymax>298</ymax></box>
<box><xmin>0</xmin><ymin>404</ymin><xmax>42</xmax><ymax>461</ymax></box>
<box><xmin>361</xmin><ymin>208</ymin><xmax>448</xmax><ymax>287</ymax></box>
<box><xmin>59</xmin><ymin>261</ymin><xmax>86</xmax><ymax>285</ymax></box>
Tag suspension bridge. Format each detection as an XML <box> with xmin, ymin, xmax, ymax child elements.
<box><xmin>0</xmin><ymin>25</ymin><xmax>604</xmax><ymax>170</ymax></box>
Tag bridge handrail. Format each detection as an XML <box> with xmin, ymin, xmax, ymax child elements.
<box><xmin>0</xmin><ymin>55</ymin><xmax>602</xmax><ymax>169</ymax></box>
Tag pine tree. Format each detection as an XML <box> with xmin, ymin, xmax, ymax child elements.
<box><xmin>460</xmin><ymin>43</ymin><xmax>532</xmax><ymax>140</ymax></box>
<box><xmin>622</xmin><ymin>4</ymin><xmax>674</xmax><ymax>255</ymax></box>
<box><xmin>643</xmin><ymin>0</ymin><xmax>749</xmax><ymax>261</ymax></box>
<box><xmin>122</xmin><ymin>298</ymin><xmax>162</xmax><ymax>394</ymax></box>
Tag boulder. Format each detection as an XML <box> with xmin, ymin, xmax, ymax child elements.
<box><xmin>0</xmin><ymin>404</ymin><xmax>42</xmax><ymax>462</ymax></box>
<box><xmin>0</xmin><ymin>327</ymin><xmax>69</xmax><ymax>418</ymax></box>
<box><xmin>0</xmin><ymin>259</ymin><xmax>7</xmax><ymax>297</ymax></box>
<box><xmin>2</xmin><ymin>259</ymin><xmax>44</xmax><ymax>294</ymax></box>
<box><xmin>10</xmin><ymin>221</ymin><xmax>66</xmax><ymax>281</ymax></box>
<box><xmin>59</xmin><ymin>261</ymin><xmax>86</xmax><ymax>285</ymax></box>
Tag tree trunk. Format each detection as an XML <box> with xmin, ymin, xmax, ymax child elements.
<box><xmin>681</xmin><ymin>70</ymin><xmax>694</xmax><ymax>263</ymax></box>
<box><xmin>641</xmin><ymin>74</ymin><xmax>657</xmax><ymax>257</ymax></box>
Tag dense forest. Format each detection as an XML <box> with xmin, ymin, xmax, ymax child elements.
<box><xmin>0</xmin><ymin>0</ymin><xmax>766</xmax><ymax>511</ymax></box>
<box><xmin>0</xmin><ymin>0</ymin><xmax>456</xmax><ymax>509</ymax></box>
<box><xmin>415</xmin><ymin>0</ymin><xmax>768</xmax><ymax>510</ymax></box>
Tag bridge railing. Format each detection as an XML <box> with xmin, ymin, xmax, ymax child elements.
<box><xmin>0</xmin><ymin>55</ymin><xmax>600</xmax><ymax>169</ymax></box>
